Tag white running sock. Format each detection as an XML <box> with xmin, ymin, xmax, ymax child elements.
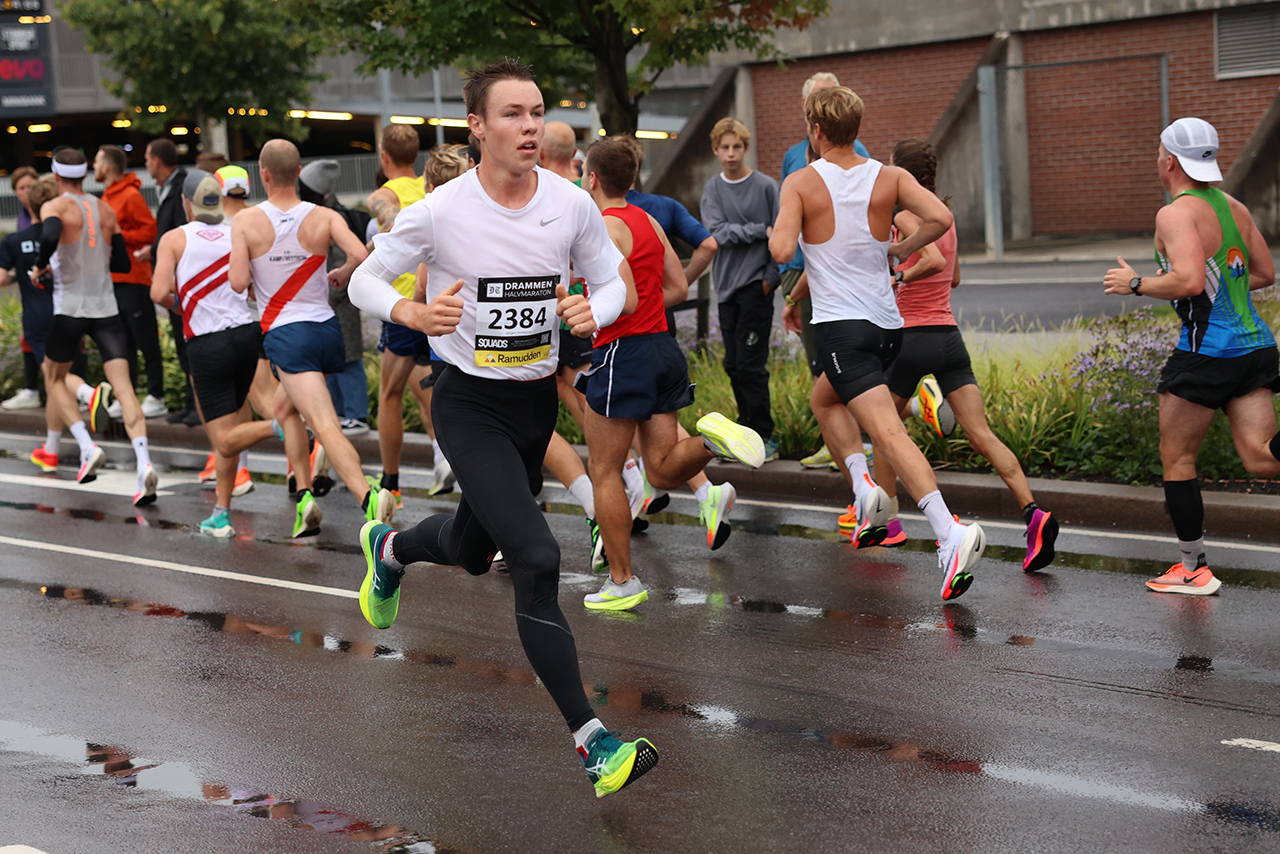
<box><xmin>568</xmin><ymin>474</ymin><xmax>595</xmax><ymax>518</ymax></box>
<box><xmin>44</xmin><ymin>430</ymin><xmax>60</xmax><ymax>457</ymax></box>
<box><xmin>132</xmin><ymin>436</ymin><xmax>151</xmax><ymax>470</ymax></box>
<box><xmin>622</xmin><ymin>457</ymin><xmax>643</xmax><ymax>495</ymax></box>
<box><xmin>1178</xmin><ymin>538</ymin><xmax>1206</xmax><ymax>570</ymax></box>
<box><xmin>694</xmin><ymin>481</ymin><xmax>712</xmax><ymax>504</ymax></box>
<box><xmin>918</xmin><ymin>490</ymin><xmax>956</xmax><ymax>541</ymax></box>
<box><xmin>381</xmin><ymin>532</ymin><xmax>405</xmax><ymax>570</ymax></box>
<box><xmin>76</xmin><ymin>384</ymin><xmax>94</xmax><ymax>406</ymax></box>
<box><xmin>431</xmin><ymin>438</ymin><xmax>443</xmax><ymax>467</ymax></box>
<box><xmin>845</xmin><ymin>453</ymin><xmax>872</xmax><ymax>499</ymax></box>
<box><xmin>238</xmin><ymin>450</ymin><xmax>249</xmax><ymax>470</ymax></box>
<box><xmin>69</xmin><ymin>421</ymin><xmax>93</xmax><ymax>455</ymax></box>
<box><xmin>573</xmin><ymin>718</ymin><xmax>606</xmax><ymax>757</ymax></box>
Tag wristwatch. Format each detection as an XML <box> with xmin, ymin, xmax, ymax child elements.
<box><xmin>1129</xmin><ymin>276</ymin><xmax>1142</xmax><ymax>295</ymax></box>
<box><xmin>893</xmin><ymin>270</ymin><xmax>905</xmax><ymax>284</ymax></box>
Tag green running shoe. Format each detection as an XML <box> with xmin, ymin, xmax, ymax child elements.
<box><xmin>698</xmin><ymin>482</ymin><xmax>736</xmax><ymax>551</ymax></box>
<box><xmin>293</xmin><ymin>489</ymin><xmax>322</xmax><ymax>538</ymax></box>
<box><xmin>696</xmin><ymin>411</ymin><xmax>765</xmax><ymax>468</ymax></box>
<box><xmin>581</xmin><ymin>729</ymin><xmax>659</xmax><ymax>798</ymax></box>
<box><xmin>365</xmin><ymin>487</ymin><xmax>397</xmax><ymax>524</ymax></box>
<box><xmin>359</xmin><ymin>520</ymin><xmax>403</xmax><ymax>629</ymax></box>
<box><xmin>587</xmin><ymin>517</ymin><xmax>609</xmax><ymax>573</ymax></box>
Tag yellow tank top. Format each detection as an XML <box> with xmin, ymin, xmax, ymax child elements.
<box><xmin>383</xmin><ymin>175</ymin><xmax>425</xmax><ymax>298</ymax></box>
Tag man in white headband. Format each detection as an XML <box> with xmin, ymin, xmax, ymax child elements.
<box><xmin>34</xmin><ymin>147</ymin><xmax>161</xmax><ymax>505</ymax></box>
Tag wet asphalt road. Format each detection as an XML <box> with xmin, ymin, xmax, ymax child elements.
<box><xmin>0</xmin><ymin>439</ymin><xmax>1279</xmax><ymax>853</ymax></box>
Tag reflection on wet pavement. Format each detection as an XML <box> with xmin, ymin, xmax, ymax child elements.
<box><xmin>0</xmin><ymin>718</ymin><xmax>447</xmax><ymax>852</ymax></box>
<box><xmin>9</xmin><ymin>577</ymin><xmax>1279</xmax><ymax>830</ymax></box>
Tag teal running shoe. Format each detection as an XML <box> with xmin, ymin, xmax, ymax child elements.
<box><xmin>696</xmin><ymin>412</ymin><xmax>765</xmax><ymax>468</ymax></box>
<box><xmin>200</xmin><ymin>507</ymin><xmax>234</xmax><ymax>538</ymax></box>
<box><xmin>581</xmin><ymin>729</ymin><xmax>659</xmax><ymax>798</ymax></box>
<box><xmin>359</xmin><ymin>520</ymin><xmax>403</xmax><ymax>629</ymax></box>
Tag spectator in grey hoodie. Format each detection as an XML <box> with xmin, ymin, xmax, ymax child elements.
<box><xmin>700</xmin><ymin>117</ymin><xmax>780</xmax><ymax>461</ymax></box>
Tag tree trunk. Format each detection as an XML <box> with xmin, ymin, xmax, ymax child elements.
<box><xmin>591</xmin><ymin>13</ymin><xmax>639</xmax><ymax>136</ymax></box>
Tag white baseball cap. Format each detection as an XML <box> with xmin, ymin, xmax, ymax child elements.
<box><xmin>1160</xmin><ymin>117</ymin><xmax>1222</xmax><ymax>183</ymax></box>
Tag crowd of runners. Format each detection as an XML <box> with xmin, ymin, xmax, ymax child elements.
<box><xmin>4</xmin><ymin>59</ymin><xmax>1279</xmax><ymax>798</ymax></box>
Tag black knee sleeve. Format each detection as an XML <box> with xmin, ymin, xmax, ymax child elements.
<box><xmin>1163</xmin><ymin>478</ymin><xmax>1204</xmax><ymax>543</ymax></box>
<box><xmin>1270</xmin><ymin>431</ymin><xmax>1280</xmax><ymax>463</ymax></box>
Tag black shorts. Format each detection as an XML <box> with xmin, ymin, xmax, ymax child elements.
<box><xmin>558</xmin><ymin>327</ymin><xmax>594</xmax><ymax>370</ymax></box>
<box><xmin>419</xmin><ymin>359</ymin><xmax>448</xmax><ymax>391</ymax></box>
<box><xmin>45</xmin><ymin>314</ymin><xmax>130</xmax><ymax>364</ymax></box>
<box><xmin>1158</xmin><ymin>346</ymin><xmax>1280</xmax><ymax>410</ymax></box>
<box><xmin>813</xmin><ymin>319</ymin><xmax>903</xmax><ymax>404</ymax></box>
<box><xmin>187</xmin><ymin>323</ymin><xmax>263</xmax><ymax>421</ymax></box>
<box><xmin>576</xmin><ymin>332</ymin><xmax>695</xmax><ymax>420</ymax></box>
<box><xmin>885</xmin><ymin>326</ymin><xmax>978</xmax><ymax>399</ymax></box>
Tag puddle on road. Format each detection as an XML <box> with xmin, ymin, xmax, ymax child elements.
<box><xmin>9</xmin><ymin>577</ymin><xmax>1280</xmax><ymax>830</ymax></box>
<box><xmin>0</xmin><ymin>717</ymin><xmax>449</xmax><ymax>852</ymax></box>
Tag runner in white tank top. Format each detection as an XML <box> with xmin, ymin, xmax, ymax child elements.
<box><xmin>247</xmin><ymin>199</ymin><xmax>334</xmax><ymax>332</ymax></box>
<box><xmin>152</xmin><ymin>171</ymin><xmax>294</xmax><ymax>535</ymax></box>
<box><xmin>230</xmin><ymin>139</ymin><xmax>395</xmax><ymax>532</ymax></box>
<box><xmin>770</xmin><ymin>85</ymin><xmax>987</xmax><ymax>601</ymax></box>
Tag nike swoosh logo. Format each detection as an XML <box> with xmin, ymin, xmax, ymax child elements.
<box><xmin>540</xmin><ymin>217</ymin><xmax>561</xmax><ymax>227</ymax></box>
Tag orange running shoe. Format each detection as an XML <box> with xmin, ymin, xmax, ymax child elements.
<box><xmin>232</xmin><ymin>467</ymin><xmax>254</xmax><ymax>497</ymax></box>
<box><xmin>198</xmin><ymin>453</ymin><xmax>217</xmax><ymax>482</ymax></box>
<box><xmin>1145</xmin><ymin>564</ymin><xmax>1222</xmax><ymax>596</ymax></box>
<box><xmin>29</xmin><ymin>448</ymin><xmax>58</xmax><ymax>473</ymax></box>
<box><xmin>838</xmin><ymin>504</ymin><xmax>857</xmax><ymax>530</ymax></box>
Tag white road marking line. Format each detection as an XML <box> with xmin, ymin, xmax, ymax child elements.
<box><xmin>0</xmin><ymin>471</ymin><xmax>180</xmax><ymax>498</ymax></box>
<box><xmin>1222</xmin><ymin>738</ymin><xmax>1280</xmax><ymax>753</ymax></box>
<box><xmin>984</xmin><ymin>763</ymin><xmax>1200</xmax><ymax>812</ymax></box>
<box><xmin>0</xmin><ymin>846</ymin><xmax>52</xmax><ymax>853</ymax></box>
<box><xmin>0</xmin><ymin>535</ymin><xmax>357</xmax><ymax>600</ymax></box>
<box><xmin>545</xmin><ymin>484</ymin><xmax>1278</xmax><ymax>555</ymax></box>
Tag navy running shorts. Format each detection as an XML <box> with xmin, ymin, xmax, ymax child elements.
<box><xmin>1158</xmin><ymin>346</ymin><xmax>1280</xmax><ymax>410</ymax></box>
<box><xmin>813</xmin><ymin>319</ymin><xmax>903</xmax><ymax>404</ymax></box>
<box><xmin>885</xmin><ymin>326</ymin><xmax>978</xmax><ymax>399</ymax></box>
<box><xmin>576</xmin><ymin>332</ymin><xmax>695</xmax><ymax>420</ymax></box>
<box><xmin>263</xmin><ymin>316</ymin><xmax>346</xmax><ymax>376</ymax></box>
<box><xmin>187</xmin><ymin>323</ymin><xmax>262</xmax><ymax>421</ymax></box>
<box><xmin>379</xmin><ymin>321</ymin><xmax>434</xmax><ymax>366</ymax></box>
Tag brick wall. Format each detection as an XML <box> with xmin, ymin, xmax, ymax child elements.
<box><xmin>750</xmin><ymin>38</ymin><xmax>991</xmax><ymax>182</ymax></box>
<box><xmin>1022</xmin><ymin>13</ymin><xmax>1280</xmax><ymax>234</ymax></box>
<box><xmin>751</xmin><ymin>12</ymin><xmax>1280</xmax><ymax>237</ymax></box>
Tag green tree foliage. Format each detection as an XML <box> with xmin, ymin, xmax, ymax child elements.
<box><xmin>59</xmin><ymin>0</ymin><xmax>331</xmax><ymax>141</ymax></box>
<box><xmin>306</xmin><ymin>0</ymin><xmax>829</xmax><ymax>134</ymax></box>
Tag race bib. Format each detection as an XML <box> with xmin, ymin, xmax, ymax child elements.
<box><xmin>474</xmin><ymin>275</ymin><xmax>558</xmax><ymax>368</ymax></box>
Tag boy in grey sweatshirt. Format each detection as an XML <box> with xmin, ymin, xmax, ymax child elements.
<box><xmin>700</xmin><ymin>117</ymin><xmax>780</xmax><ymax>458</ymax></box>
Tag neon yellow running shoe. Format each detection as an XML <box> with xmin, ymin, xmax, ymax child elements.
<box><xmin>293</xmin><ymin>490</ymin><xmax>322</xmax><ymax>538</ymax></box>
<box><xmin>581</xmin><ymin>729</ymin><xmax>659</xmax><ymax>798</ymax></box>
<box><xmin>697</xmin><ymin>411</ymin><xmax>765</xmax><ymax>468</ymax></box>
<box><xmin>914</xmin><ymin>377</ymin><xmax>956</xmax><ymax>438</ymax></box>
<box><xmin>365</xmin><ymin>487</ymin><xmax>397</xmax><ymax>524</ymax></box>
<box><xmin>359</xmin><ymin>520</ymin><xmax>403</xmax><ymax>629</ymax></box>
<box><xmin>800</xmin><ymin>444</ymin><xmax>838</xmax><ymax>470</ymax></box>
<box><xmin>698</xmin><ymin>482</ymin><xmax>736</xmax><ymax>550</ymax></box>
<box><xmin>584</xmin><ymin>576</ymin><xmax>648</xmax><ymax>611</ymax></box>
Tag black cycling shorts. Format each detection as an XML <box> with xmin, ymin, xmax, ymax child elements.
<box><xmin>187</xmin><ymin>323</ymin><xmax>262</xmax><ymax>421</ymax></box>
<box><xmin>885</xmin><ymin>325</ymin><xmax>978</xmax><ymax>399</ymax></box>
<box><xmin>813</xmin><ymin>319</ymin><xmax>902</xmax><ymax>404</ymax></box>
<box><xmin>45</xmin><ymin>314</ymin><xmax>129</xmax><ymax>364</ymax></box>
<box><xmin>1158</xmin><ymin>346</ymin><xmax>1280</xmax><ymax>410</ymax></box>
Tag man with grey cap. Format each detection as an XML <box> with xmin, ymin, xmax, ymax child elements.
<box><xmin>151</xmin><ymin>170</ymin><xmax>303</xmax><ymax>537</ymax></box>
<box><xmin>298</xmin><ymin>158</ymin><xmax>374</xmax><ymax>437</ymax></box>
<box><xmin>1105</xmin><ymin>117</ymin><xmax>1280</xmax><ymax>596</ymax></box>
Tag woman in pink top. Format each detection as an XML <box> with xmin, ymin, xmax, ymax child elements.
<box><xmin>875</xmin><ymin>138</ymin><xmax>1058</xmax><ymax>572</ymax></box>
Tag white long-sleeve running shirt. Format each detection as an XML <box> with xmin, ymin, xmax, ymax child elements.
<box><xmin>350</xmin><ymin>166</ymin><xmax>626</xmax><ymax>381</ymax></box>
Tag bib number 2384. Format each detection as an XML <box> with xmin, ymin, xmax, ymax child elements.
<box><xmin>474</xmin><ymin>275</ymin><xmax>558</xmax><ymax>368</ymax></box>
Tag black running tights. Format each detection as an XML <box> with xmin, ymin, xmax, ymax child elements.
<box><xmin>391</xmin><ymin>366</ymin><xmax>594</xmax><ymax>731</ymax></box>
